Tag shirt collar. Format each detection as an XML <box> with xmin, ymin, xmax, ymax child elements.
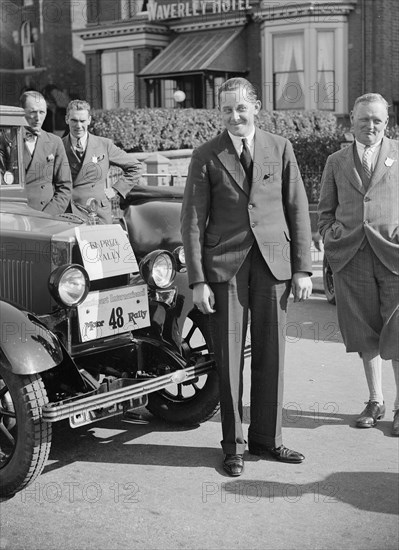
<box><xmin>70</xmin><ymin>133</ymin><xmax>88</xmax><ymax>149</ymax></box>
<box><xmin>228</xmin><ymin>128</ymin><xmax>255</xmax><ymax>148</ymax></box>
<box><xmin>355</xmin><ymin>138</ymin><xmax>383</xmax><ymax>154</ymax></box>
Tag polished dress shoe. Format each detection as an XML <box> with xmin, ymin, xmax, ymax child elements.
<box><xmin>223</xmin><ymin>454</ymin><xmax>244</xmax><ymax>476</ymax></box>
<box><xmin>355</xmin><ymin>401</ymin><xmax>386</xmax><ymax>428</ymax></box>
<box><xmin>248</xmin><ymin>443</ymin><xmax>305</xmax><ymax>463</ymax></box>
<box><xmin>392</xmin><ymin>410</ymin><xmax>399</xmax><ymax>437</ymax></box>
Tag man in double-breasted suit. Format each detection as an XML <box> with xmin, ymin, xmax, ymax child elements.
<box><xmin>181</xmin><ymin>78</ymin><xmax>313</xmax><ymax>476</ymax></box>
<box><xmin>20</xmin><ymin>91</ymin><xmax>72</xmax><ymax>215</ymax></box>
<box><xmin>318</xmin><ymin>93</ymin><xmax>399</xmax><ymax>436</ymax></box>
<box><xmin>63</xmin><ymin>100</ymin><xmax>142</xmax><ymax>224</ymax></box>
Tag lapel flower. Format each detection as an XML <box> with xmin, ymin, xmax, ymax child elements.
<box><xmin>46</xmin><ymin>154</ymin><xmax>54</xmax><ymax>162</ymax></box>
<box><xmin>91</xmin><ymin>155</ymin><xmax>104</xmax><ymax>164</ymax></box>
<box><xmin>384</xmin><ymin>157</ymin><xmax>396</xmax><ymax>167</ymax></box>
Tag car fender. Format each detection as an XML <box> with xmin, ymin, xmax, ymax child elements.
<box><xmin>0</xmin><ymin>300</ymin><xmax>63</xmax><ymax>375</ymax></box>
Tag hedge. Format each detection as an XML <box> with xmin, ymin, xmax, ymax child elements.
<box><xmin>90</xmin><ymin>108</ymin><xmax>399</xmax><ymax>203</ymax></box>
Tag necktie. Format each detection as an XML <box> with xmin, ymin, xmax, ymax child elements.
<box><xmin>240</xmin><ymin>138</ymin><xmax>253</xmax><ymax>184</ymax></box>
<box><xmin>362</xmin><ymin>146</ymin><xmax>373</xmax><ymax>180</ymax></box>
<box><xmin>75</xmin><ymin>138</ymin><xmax>84</xmax><ymax>160</ymax></box>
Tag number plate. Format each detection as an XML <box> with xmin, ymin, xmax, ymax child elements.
<box><xmin>77</xmin><ymin>285</ymin><xmax>150</xmax><ymax>342</ymax></box>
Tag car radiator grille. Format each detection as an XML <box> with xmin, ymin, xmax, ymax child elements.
<box><xmin>0</xmin><ymin>259</ymin><xmax>33</xmax><ymax>310</ymax></box>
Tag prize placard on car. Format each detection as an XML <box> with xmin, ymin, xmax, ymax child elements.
<box><xmin>75</xmin><ymin>225</ymin><xmax>139</xmax><ymax>280</ymax></box>
<box><xmin>77</xmin><ymin>285</ymin><xmax>150</xmax><ymax>341</ymax></box>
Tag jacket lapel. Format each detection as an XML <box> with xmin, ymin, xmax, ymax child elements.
<box><xmin>368</xmin><ymin>137</ymin><xmax>396</xmax><ymax>190</ymax></box>
<box><xmin>64</xmin><ymin>135</ymin><xmax>83</xmax><ymax>180</ymax></box>
<box><xmin>253</xmin><ymin>129</ymin><xmax>273</xmax><ymax>185</ymax></box>
<box><xmin>217</xmin><ymin>130</ymin><xmax>248</xmax><ymax>194</ymax></box>
<box><xmin>344</xmin><ymin>143</ymin><xmax>365</xmax><ymax>194</ymax></box>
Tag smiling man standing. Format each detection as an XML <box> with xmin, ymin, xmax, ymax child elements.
<box><xmin>318</xmin><ymin>93</ymin><xmax>399</xmax><ymax>435</ymax></box>
<box><xmin>181</xmin><ymin>77</ymin><xmax>312</xmax><ymax>476</ymax></box>
<box><xmin>63</xmin><ymin>100</ymin><xmax>142</xmax><ymax>224</ymax></box>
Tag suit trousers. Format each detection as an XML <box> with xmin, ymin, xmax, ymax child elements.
<box><xmin>209</xmin><ymin>243</ymin><xmax>291</xmax><ymax>455</ymax></box>
<box><xmin>334</xmin><ymin>240</ymin><xmax>399</xmax><ymax>360</ymax></box>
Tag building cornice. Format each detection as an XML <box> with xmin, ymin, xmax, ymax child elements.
<box><xmin>169</xmin><ymin>13</ymin><xmax>249</xmax><ymax>32</ymax></box>
<box><xmin>252</xmin><ymin>0</ymin><xmax>357</xmax><ymax>22</ymax></box>
<box><xmin>78</xmin><ymin>22</ymin><xmax>169</xmax><ymax>41</ymax></box>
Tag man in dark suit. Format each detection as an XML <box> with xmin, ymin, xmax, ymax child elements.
<box><xmin>181</xmin><ymin>77</ymin><xmax>313</xmax><ymax>476</ymax></box>
<box><xmin>63</xmin><ymin>100</ymin><xmax>142</xmax><ymax>224</ymax></box>
<box><xmin>318</xmin><ymin>93</ymin><xmax>399</xmax><ymax>436</ymax></box>
<box><xmin>20</xmin><ymin>91</ymin><xmax>72</xmax><ymax>215</ymax></box>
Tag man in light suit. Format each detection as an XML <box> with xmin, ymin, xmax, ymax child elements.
<box><xmin>181</xmin><ymin>78</ymin><xmax>313</xmax><ymax>476</ymax></box>
<box><xmin>318</xmin><ymin>93</ymin><xmax>399</xmax><ymax>436</ymax></box>
<box><xmin>20</xmin><ymin>91</ymin><xmax>72</xmax><ymax>215</ymax></box>
<box><xmin>63</xmin><ymin>100</ymin><xmax>142</xmax><ymax>224</ymax></box>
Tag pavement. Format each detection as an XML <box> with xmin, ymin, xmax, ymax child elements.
<box><xmin>1</xmin><ymin>255</ymin><xmax>398</xmax><ymax>550</ymax></box>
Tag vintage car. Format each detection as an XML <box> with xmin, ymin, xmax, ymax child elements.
<box><xmin>0</xmin><ymin>106</ymin><xmax>219</xmax><ymax>498</ymax></box>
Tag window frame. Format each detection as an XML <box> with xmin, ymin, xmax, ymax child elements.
<box><xmin>101</xmin><ymin>49</ymin><xmax>135</xmax><ymax>109</ymax></box>
<box><xmin>21</xmin><ymin>21</ymin><xmax>35</xmax><ymax>69</ymax></box>
<box><xmin>261</xmin><ymin>17</ymin><xmax>348</xmax><ymax>113</ymax></box>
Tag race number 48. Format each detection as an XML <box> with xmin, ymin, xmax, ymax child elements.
<box><xmin>109</xmin><ymin>307</ymin><xmax>124</xmax><ymax>329</ymax></box>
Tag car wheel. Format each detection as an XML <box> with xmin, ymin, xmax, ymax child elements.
<box><xmin>0</xmin><ymin>364</ymin><xmax>52</xmax><ymax>498</ymax></box>
<box><xmin>146</xmin><ymin>310</ymin><xmax>220</xmax><ymax>425</ymax></box>
<box><xmin>323</xmin><ymin>255</ymin><xmax>336</xmax><ymax>305</ymax></box>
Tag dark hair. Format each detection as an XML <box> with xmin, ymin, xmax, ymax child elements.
<box><xmin>66</xmin><ymin>99</ymin><xmax>91</xmax><ymax>116</ymax></box>
<box><xmin>217</xmin><ymin>78</ymin><xmax>258</xmax><ymax>104</ymax></box>
<box><xmin>19</xmin><ymin>90</ymin><xmax>46</xmax><ymax>108</ymax></box>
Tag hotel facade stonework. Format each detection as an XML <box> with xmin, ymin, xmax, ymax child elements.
<box><xmin>0</xmin><ymin>0</ymin><xmax>398</xmax><ymax>122</ymax></box>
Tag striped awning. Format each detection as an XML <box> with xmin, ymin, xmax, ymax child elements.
<box><xmin>139</xmin><ymin>27</ymin><xmax>247</xmax><ymax>78</ymax></box>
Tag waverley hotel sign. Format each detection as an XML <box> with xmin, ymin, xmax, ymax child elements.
<box><xmin>147</xmin><ymin>0</ymin><xmax>251</xmax><ymax>21</ymax></box>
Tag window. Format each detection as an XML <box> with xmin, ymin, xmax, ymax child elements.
<box><xmin>21</xmin><ymin>21</ymin><xmax>35</xmax><ymax>69</ymax></box>
<box><xmin>262</xmin><ymin>19</ymin><xmax>347</xmax><ymax>112</ymax></box>
<box><xmin>101</xmin><ymin>50</ymin><xmax>135</xmax><ymax>109</ymax></box>
<box><xmin>161</xmin><ymin>80</ymin><xmax>177</xmax><ymax>108</ymax></box>
<box><xmin>23</xmin><ymin>0</ymin><xmax>34</xmax><ymax>6</ymax></box>
<box><xmin>121</xmin><ymin>0</ymin><xmax>148</xmax><ymax>18</ymax></box>
<box><xmin>316</xmin><ymin>31</ymin><xmax>335</xmax><ymax>110</ymax></box>
<box><xmin>273</xmin><ymin>34</ymin><xmax>305</xmax><ymax>110</ymax></box>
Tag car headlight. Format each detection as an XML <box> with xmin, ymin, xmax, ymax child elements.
<box><xmin>139</xmin><ymin>250</ymin><xmax>176</xmax><ymax>289</ymax></box>
<box><xmin>48</xmin><ymin>264</ymin><xmax>90</xmax><ymax>307</ymax></box>
<box><xmin>173</xmin><ymin>245</ymin><xmax>186</xmax><ymax>272</ymax></box>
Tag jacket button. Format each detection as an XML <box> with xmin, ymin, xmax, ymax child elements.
<box><xmin>41</xmin><ymin>185</ymin><xmax>45</xmax><ymax>189</ymax></box>
<box><xmin>363</xmin><ymin>220</ymin><xmax>368</xmax><ymax>225</ymax></box>
<box><xmin>364</xmin><ymin>196</ymin><xmax>371</xmax><ymax>202</ymax></box>
<box><xmin>248</xmin><ymin>204</ymin><xmax>253</xmax><ymax>209</ymax></box>
<box><xmin>251</xmin><ymin>222</ymin><xmax>256</xmax><ymax>228</ymax></box>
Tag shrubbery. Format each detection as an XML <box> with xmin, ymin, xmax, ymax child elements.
<box><xmin>90</xmin><ymin>107</ymin><xmax>399</xmax><ymax>202</ymax></box>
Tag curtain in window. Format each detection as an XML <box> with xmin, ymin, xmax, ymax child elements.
<box><xmin>273</xmin><ymin>34</ymin><xmax>305</xmax><ymax>109</ymax></box>
<box><xmin>317</xmin><ymin>31</ymin><xmax>335</xmax><ymax>110</ymax></box>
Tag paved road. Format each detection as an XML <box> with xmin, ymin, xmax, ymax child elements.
<box><xmin>1</xmin><ymin>295</ymin><xmax>398</xmax><ymax>550</ymax></box>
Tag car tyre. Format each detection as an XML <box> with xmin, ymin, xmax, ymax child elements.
<box><xmin>0</xmin><ymin>365</ymin><xmax>52</xmax><ymax>498</ymax></box>
<box><xmin>146</xmin><ymin>310</ymin><xmax>220</xmax><ymax>425</ymax></box>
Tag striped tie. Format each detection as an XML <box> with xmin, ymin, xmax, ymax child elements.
<box><xmin>75</xmin><ymin>138</ymin><xmax>84</xmax><ymax>161</ymax></box>
<box><xmin>362</xmin><ymin>146</ymin><xmax>372</xmax><ymax>180</ymax></box>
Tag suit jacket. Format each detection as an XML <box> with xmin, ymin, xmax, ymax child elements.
<box><xmin>318</xmin><ymin>137</ymin><xmax>399</xmax><ymax>274</ymax></box>
<box><xmin>62</xmin><ymin>133</ymin><xmax>142</xmax><ymax>224</ymax></box>
<box><xmin>181</xmin><ymin>128</ymin><xmax>312</xmax><ymax>286</ymax></box>
<box><xmin>24</xmin><ymin>130</ymin><xmax>72</xmax><ymax>215</ymax></box>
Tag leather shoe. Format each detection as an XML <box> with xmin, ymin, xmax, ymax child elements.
<box><xmin>392</xmin><ymin>410</ymin><xmax>399</xmax><ymax>437</ymax></box>
<box><xmin>355</xmin><ymin>401</ymin><xmax>386</xmax><ymax>428</ymax></box>
<box><xmin>223</xmin><ymin>454</ymin><xmax>244</xmax><ymax>476</ymax></box>
<box><xmin>248</xmin><ymin>443</ymin><xmax>305</xmax><ymax>463</ymax></box>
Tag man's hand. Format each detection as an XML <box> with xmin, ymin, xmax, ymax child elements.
<box><xmin>193</xmin><ymin>282</ymin><xmax>216</xmax><ymax>314</ymax></box>
<box><xmin>291</xmin><ymin>272</ymin><xmax>312</xmax><ymax>302</ymax></box>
